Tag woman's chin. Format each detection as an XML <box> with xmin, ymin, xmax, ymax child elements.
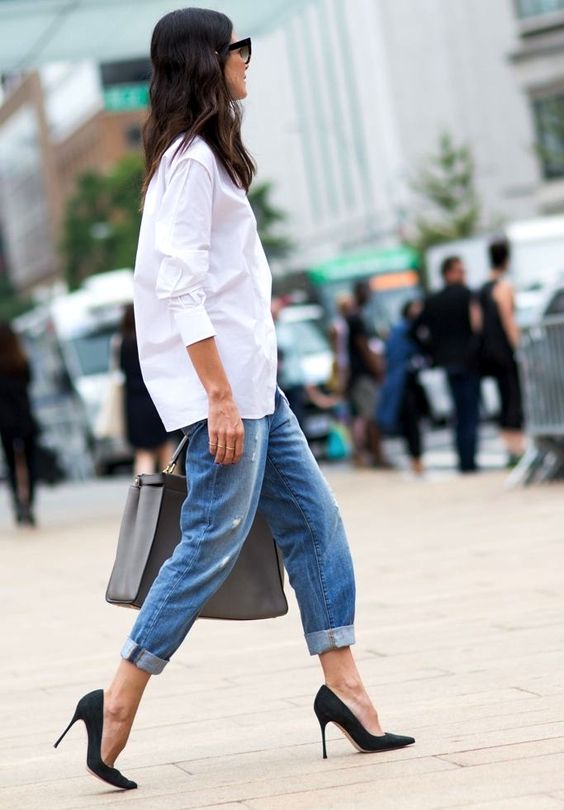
<box><xmin>229</xmin><ymin>87</ymin><xmax>247</xmax><ymax>101</ymax></box>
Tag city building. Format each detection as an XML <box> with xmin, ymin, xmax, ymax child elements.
<box><xmin>510</xmin><ymin>0</ymin><xmax>564</xmax><ymax>212</ymax></box>
<box><xmin>0</xmin><ymin>60</ymin><xmax>149</xmax><ymax>292</ymax></box>
<box><xmin>243</xmin><ymin>0</ymin><xmax>542</xmax><ymax>267</ymax></box>
<box><xmin>0</xmin><ymin>0</ymin><xmax>551</xmax><ymax>291</ymax></box>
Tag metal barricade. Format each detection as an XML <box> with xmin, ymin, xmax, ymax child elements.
<box><xmin>516</xmin><ymin>314</ymin><xmax>564</xmax><ymax>483</ymax></box>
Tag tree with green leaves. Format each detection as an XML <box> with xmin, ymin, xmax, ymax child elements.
<box><xmin>248</xmin><ymin>180</ymin><xmax>292</xmax><ymax>259</ymax></box>
<box><xmin>61</xmin><ymin>157</ymin><xmax>291</xmax><ymax>289</ymax></box>
<box><xmin>60</xmin><ymin>154</ymin><xmax>144</xmax><ymax>290</ymax></box>
<box><xmin>0</xmin><ymin>275</ymin><xmax>34</xmax><ymax>322</ymax></box>
<box><xmin>409</xmin><ymin>132</ymin><xmax>481</xmax><ymax>255</ymax></box>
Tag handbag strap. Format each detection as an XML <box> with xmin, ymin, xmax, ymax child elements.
<box><xmin>163</xmin><ymin>434</ymin><xmax>189</xmax><ymax>474</ymax></box>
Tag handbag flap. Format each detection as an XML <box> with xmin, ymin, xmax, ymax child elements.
<box><xmin>141</xmin><ymin>471</ymin><xmax>188</xmax><ymax>493</ymax></box>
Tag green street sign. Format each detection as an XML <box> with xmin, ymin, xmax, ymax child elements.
<box><xmin>103</xmin><ymin>83</ymin><xmax>149</xmax><ymax>112</ymax></box>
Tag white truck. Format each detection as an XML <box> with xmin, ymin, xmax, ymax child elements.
<box><xmin>14</xmin><ymin>270</ymin><xmax>135</xmax><ymax>476</ymax></box>
<box><xmin>426</xmin><ymin>215</ymin><xmax>564</xmax><ymax>303</ymax></box>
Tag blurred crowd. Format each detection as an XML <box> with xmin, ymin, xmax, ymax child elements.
<box><xmin>276</xmin><ymin>237</ymin><xmax>525</xmax><ymax>477</ymax></box>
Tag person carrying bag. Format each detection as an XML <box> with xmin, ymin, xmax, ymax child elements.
<box><xmin>53</xmin><ymin>9</ymin><xmax>414</xmax><ymax>791</ymax></box>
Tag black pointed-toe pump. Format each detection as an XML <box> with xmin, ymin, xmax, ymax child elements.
<box><xmin>314</xmin><ymin>685</ymin><xmax>415</xmax><ymax>759</ymax></box>
<box><xmin>54</xmin><ymin>689</ymin><xmax>137</xmax><ymax>790</ymax></box>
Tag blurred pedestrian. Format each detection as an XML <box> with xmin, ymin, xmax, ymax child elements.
<box><xmin>328</xmin><ymin>294</ymin><xmax>353</xmax><ymax>394</ymax></box>
<box><xmin>377</xmin><ymin>300</ymin><xmax>426</xmax><ymax>475</ymax></box>
<box><xmin>479</xmin><ymin>239</ymin><xmax>525</xmax><ymax>466</ymax></box>
<box><xmin>119</xmin><ymin>304</ymin><xmax>175</xmax><ymax>475</ymax></box>
<box><xmin>54</xmin><ymin>9</ymin><xmax>413</xmax><ymax>791</ymax></box>
<box><xmin>346</xmin><ymin>281</ymin><xmax>389</xmax><ymax>467</ymax></box>
<box><xmin>0</xmin><ymin>322</ymin><xmax>38</xmax><ymax>526</ymax></box>
<box><xmin>414</xmin><ymin>256</ymin><xmax>482</xmax><ymax>473</ymax></box>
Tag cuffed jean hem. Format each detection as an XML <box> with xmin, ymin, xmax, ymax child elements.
<box><xmin>120</xmin><ymin>637</ymin><xmax>168</xmax><ymax>675</ymax></box>
<box><xmin>305</xmin><ymin>624</ymin><xmax>356</xmax><ymax>655</ymax></box>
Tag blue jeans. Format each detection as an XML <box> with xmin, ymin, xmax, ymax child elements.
<box><xmin>121</xmin><ymin>389</ymin><xmax>356</xmax><ymax>674</ymax></box>
<box><xmin>446</xmin><ymin>369</ymin><xmax>481</xmax><ymax>472</ymax></box>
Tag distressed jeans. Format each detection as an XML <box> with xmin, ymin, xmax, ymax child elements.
<box><xmin>121</xmin><ymin>389</ymin><xmax>356</xmax><ymax>674</ymax></box>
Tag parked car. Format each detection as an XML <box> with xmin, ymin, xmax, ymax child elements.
<box><xmin>516</xmin><ymin>274</ymin><xmax>564</xmax><ymax>328</ymax></box>
<box><xmin>275</xmin><ymin>304</ymin><xmax>336</xmax><ymax>457</ymax></box>
<box><xmin>275</xmin><ymin>304</ymin><xmax>333</xmax><ymax>385</ymax></box>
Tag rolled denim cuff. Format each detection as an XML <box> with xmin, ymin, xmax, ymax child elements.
<box><xmin>121</xmin><ymin>637</ymin><xmax>168</xmax><ymax>675</ymax></box>
<box><xmin>305</xmin><ymin>624</ymin><xmax>356</xmax><ymax>655</ymax></box>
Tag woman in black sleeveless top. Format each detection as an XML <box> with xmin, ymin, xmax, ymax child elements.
<box><xmin>479</xmin><ymin>240</ymin><xmax>525</xmax><ymax>463</ymax></box>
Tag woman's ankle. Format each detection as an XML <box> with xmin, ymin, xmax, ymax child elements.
<box><xmin>325</xmin><ymin>677</ymin><xmax>365</xmax><ymax>697</ymax></box>
<box><xmin>104</xmin><ymin>690</ymin><xmax>136</xmax><ymax>723</ymax></box>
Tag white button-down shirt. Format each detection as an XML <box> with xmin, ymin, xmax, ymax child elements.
<box><xmin>133</xmin><ymin>135</ymin><xmax>278</xmax><ymax>431</ymax></box>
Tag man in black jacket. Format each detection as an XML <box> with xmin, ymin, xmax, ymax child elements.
<box><xmin>414</xmin><ymin>256</ymin><xmax>482</xmax><ymax>472</ymax></box>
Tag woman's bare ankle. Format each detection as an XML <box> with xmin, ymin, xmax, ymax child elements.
<box><xmin>325</xmin><ymin>676</ymin><xmax>365</xmax><ymax>698</ymax></box>
<box><xmin>104</xmin><ymin>690</ymin><xmax>136</xmax><ymax>722</ymax></box>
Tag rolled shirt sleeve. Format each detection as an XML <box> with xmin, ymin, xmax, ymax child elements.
<box><xmin>154</xmin><ymin>156</ymin><xmax>217</xmax><ymax>347</ymax></box>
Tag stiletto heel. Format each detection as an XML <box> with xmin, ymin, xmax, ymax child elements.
<box><xmin>319</xmin><ymin>719</ymin><xmax>328</xmax><ymax>759</ymax></box>
<box><xmin>313</xmin><ymin>685</ymin><xmax>415</xmax><ymax>758</ymax></box>
<box><xmin>54</xmin><ymin>710</ymin><xmax>80</xmax><ymax>748</ymax></box>
<box><xmin>53</xmin><ymin>689</ymin><xmax>137</xmax><ymax>790</ymax></box>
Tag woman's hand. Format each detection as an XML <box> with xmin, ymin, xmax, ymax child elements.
<box><xmin>207</xmin><ymin>392</ymin><xmax>245</xmax><ymax>465</ymax></box>
<box><xmin>186</xmin><ymin>337</ymin><xmax>244</xmax><ymax>464</ymax></box>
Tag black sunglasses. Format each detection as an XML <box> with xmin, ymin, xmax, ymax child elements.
<box><xmin>221</xmin><ymin>37</ymin><xmax>252</xmax><ymax>65</ymax></box>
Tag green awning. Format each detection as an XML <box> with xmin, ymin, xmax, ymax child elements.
<box><xmin>308</xmin><ymin>246</ymin><xmax>420</xmax><ymax>284</ymax></box>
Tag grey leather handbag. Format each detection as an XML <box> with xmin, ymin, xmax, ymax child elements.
<box><xmin>106</xmin><ymin>435</ymin><xmax>288</xmax><ymax>620</ymax></box>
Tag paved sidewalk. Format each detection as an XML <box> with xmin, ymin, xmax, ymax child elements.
<box><xmin>1</xmin><ymin>467</ymin><xmax>564</xmax><ymax>809</ymax></box>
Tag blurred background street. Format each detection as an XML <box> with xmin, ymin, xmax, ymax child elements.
<box><xmin>2</xmin><ymin>0</ymin><xmax>564</xmax><ymax>807</ymax></box>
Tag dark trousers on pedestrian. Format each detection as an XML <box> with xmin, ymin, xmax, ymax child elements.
<box><xmin>400</xmin><ymin>377</ymin><xmax>422</xmax><ymax>460</ymax></box>
<box><xmin>0</xmin><ymin>431</ymin><xmax>37</xmax><ymax>509</ymax></box>
<box><xmin>446</xmin><ymin>369</ymin><xmax>480</xmax><ymax>472</ymax></box>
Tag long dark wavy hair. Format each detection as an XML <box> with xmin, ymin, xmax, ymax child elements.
<box><xmin>141</xmin><ymin>7</ymin><xmax>256</xmax><ymax>200</ymax></box>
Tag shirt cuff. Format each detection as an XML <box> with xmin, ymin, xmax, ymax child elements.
<box><xmin>173</xmin><ymin>305</ymin><xmax>216</xmax><ymax>347</ymax></box>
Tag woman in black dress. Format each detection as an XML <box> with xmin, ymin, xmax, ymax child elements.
<box><xmin>0</xmin><ymin>322</ymin><xmax>38</xmax><ymax>526</ymax></box>
<box><xmin>119</xmin><ymin>305</ymin><xmax>174</xmax><ymax>474</ymax></box>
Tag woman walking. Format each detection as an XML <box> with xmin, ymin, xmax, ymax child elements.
<box><xmin>54</xmin><ymin>8</ymin><xmax>414</xmax><ymax>789</ymax></box>
<box><xmin>119</xmin><ymin>304</ymin><xmax>175</xmax><ymax>475</ymax></box>
<box><xmin>0</xmin><ymin>322</ymin><xmax>38</xmax><ymax>527</ymax></box>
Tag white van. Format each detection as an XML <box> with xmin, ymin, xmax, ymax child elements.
<box><xmin>14</xmin><ymin>270</ymin><xmax>134</xmax><ymax>476</ymax></box>
<box><xmin>426</xmin><ymin>216</ymin><xmax>564</xmax><ymax>293</ymax></box>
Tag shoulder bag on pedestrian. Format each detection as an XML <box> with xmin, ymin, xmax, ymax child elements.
<box><xmin>106</xmin><ymin>434</ymin><xmax>288</xmax><ymax>620</ymax></box>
